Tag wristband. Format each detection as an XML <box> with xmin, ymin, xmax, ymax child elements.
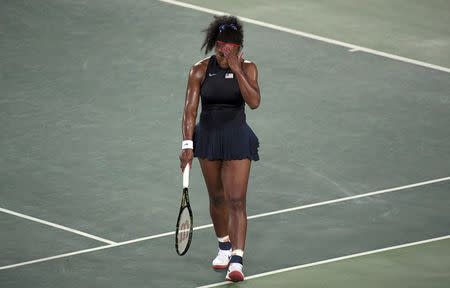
<box><xmin>181</xmin><ymin>140</ymin><xmax>193</xmax><ymax>150</ymax></box>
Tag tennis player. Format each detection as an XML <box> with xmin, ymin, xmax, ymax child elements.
<box><xmin>179</xmin><ymin>16</ymin><xmax>260</xmax><ymax>282</ymax></box>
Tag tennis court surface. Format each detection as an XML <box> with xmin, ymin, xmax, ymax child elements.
<box><xmin>1</xmin><ymin>0</ymin><xmax>449</xmax><ymax>287</ymax></box>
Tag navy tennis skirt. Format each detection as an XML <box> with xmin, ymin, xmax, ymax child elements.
<box><xmin>193</xmin><ymin>108</ymin><xmax>259</xmax><ymax>161</ymax></box>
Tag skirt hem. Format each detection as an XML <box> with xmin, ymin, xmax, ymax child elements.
<box><xmin>193</xmin><ymin>122</ymin><xmax>260</xmax><ymax>162</ymax></box>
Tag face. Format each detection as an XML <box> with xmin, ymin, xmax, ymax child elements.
<box><xmin>214</xmin><ymin>41</ymin><xmax>241</xmax><ymax>68</ymax></box>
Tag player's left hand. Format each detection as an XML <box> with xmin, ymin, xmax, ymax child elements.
<box><xmin>224</xmin><ymin>47</ymin><xmax>243</xmax><ymax>73</ymax></box>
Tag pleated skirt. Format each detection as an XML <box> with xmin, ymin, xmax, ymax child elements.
<box><xmin>193</xmin><ymin>109</ymin><xmax>260</xmax><ymax>161</ymax></box>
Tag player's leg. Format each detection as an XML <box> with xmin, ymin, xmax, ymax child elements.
<box><xmin>221</xmin><ymin>159</ymin><xmax>251</xmax><ymax>281</ymax></box>
<box><xmin>198</xmin><ymin>158</ymin><xmax>232</xmax><ymax>268</ymax></box>
<box><xmin>199</xmin><ymin>159</ymin><xmax>228</xmax><ymax>236</ymax></box>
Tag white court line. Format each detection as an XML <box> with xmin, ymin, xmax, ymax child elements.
<box><xmin>197</xmin><ymin>234</ymin><xmax>450</xmax><ymax>288</ymax></box>
<box><xmin>247</xmin><ymin>176</ymin><xmax>450</xmax><ymax>220</ymax></box>
<box><xmin>159</xmin><ymin>0</ymin><xmax>450</xmax><ymax>73</ymax></box>
<box><xmin>1</xmin><ymin>176</ymin><xmax>449</xmax><ymax>270</ymax></box>
<box><xmin>0</xmin><ymin>207</ymin><xmax>116</xmax><ymax>245</ymax></box>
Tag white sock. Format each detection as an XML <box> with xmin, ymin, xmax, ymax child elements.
<box><xmin>217</xmin><ymin>235</ymin><xmax>230</xmax><ymax>243</ymax></box>
<box><xmin>232</xmin><ymin>249</ymin><xmax>244</xmax><ymax>257</ymax></box>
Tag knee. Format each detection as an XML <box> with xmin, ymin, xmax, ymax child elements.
<box><xmin>228</xmin><ymin>195</ymin><xmax>246</xmax><ymax>211</ymax></box>
<box><xmin>210</xmin><ymin>192</ymin><xmax>226</xmax><ymax>207</ymax></box>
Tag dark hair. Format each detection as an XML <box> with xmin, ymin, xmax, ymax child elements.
<box><xmin>201</xmin><ymin>15</ymin><xmax>243</xmax><ymax>54</ymax></box>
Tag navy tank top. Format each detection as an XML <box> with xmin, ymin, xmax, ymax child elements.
<box><xmin>199</xmin><ymin>55</ymin><xmax>245</xmax><ymax>128</ymax></box>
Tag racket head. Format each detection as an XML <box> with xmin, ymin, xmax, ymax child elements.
<box><xmin>175</xmin><ymin>188</ymin><xmax>193</xmax><ymax>256</ymax></box>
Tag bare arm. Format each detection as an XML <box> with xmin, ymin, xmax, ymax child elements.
<box><xmin>182</xmin><ymin>65</ymin><xmax>203</xmax><ymax>140</ymax></box>
<box><xmin>234</xmin><ymin>61</ymin><xmax>260</xmax><ymax>109</ymax></box>
<box><xmin>179</xmin><ymin>61</ymin><xmax>206</xmax><ymax>171</ymax></box>
<box><xmin>224</xmin><ymin>49</ymin><xmax>261</xmax><ymax>109</ymax></box>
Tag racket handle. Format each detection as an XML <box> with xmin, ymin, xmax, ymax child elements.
<box><xmin>183</xmin><ymin>163</ymin><xmax>190</xmax><ymax>188</ymax></box>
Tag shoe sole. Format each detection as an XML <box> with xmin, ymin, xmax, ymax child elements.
<box><xmin>226</xmin><ymin>271</ymin><xmax>244</xmax><ymax>282</ymax></box>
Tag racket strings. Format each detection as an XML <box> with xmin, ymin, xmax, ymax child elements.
<box><xmin>176</xmin><ymin>207</ymin><xmax>193</xmax><ymax>255</ymax></box>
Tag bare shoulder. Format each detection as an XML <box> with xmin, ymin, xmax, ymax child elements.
<box><xmin>243</xmin><ymin>59</ymin><xmax>257</xmax><ymax>69</ymax></box>
<box><xmin>242</xmin><ymin>59</ymin><xmax>258</xmax><ymax>76</ymax></box>
<box><xmin>191</xmin><ymin>57</ymin><xmax>210</xmax><ymax>76</ymax></box>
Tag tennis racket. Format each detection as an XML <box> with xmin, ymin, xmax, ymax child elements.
<box><xmin>175</xmin><ymin>163</ymin><xmax>193</xmax><ymax>256</ymax></box>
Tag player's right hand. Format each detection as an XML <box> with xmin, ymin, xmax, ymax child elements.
<box><xmin>179</xmin><ymin>149</ymin><xmax>193</xmax><ymax>173</ymax></box>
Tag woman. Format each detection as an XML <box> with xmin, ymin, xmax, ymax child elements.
<box><xmin>179</xmin><ymin>15</ymin><xmax>261</xmax><ymax>282</ymax></box>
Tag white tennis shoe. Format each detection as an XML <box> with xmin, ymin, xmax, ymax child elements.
<box><xmin>226</xmin><ymin>262</ymin><xmax>244</xmax><ymax>282</ymax></box>
<box><xmin>212</xmin><ymin>249</ymin><xmax>231</xmax><ymax>269</ymax></box>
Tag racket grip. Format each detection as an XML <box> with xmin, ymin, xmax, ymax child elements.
<box><xmin>183</xmin><ymin>163</ymin><xmax>190</xmax><ymax>188</ymax></box>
